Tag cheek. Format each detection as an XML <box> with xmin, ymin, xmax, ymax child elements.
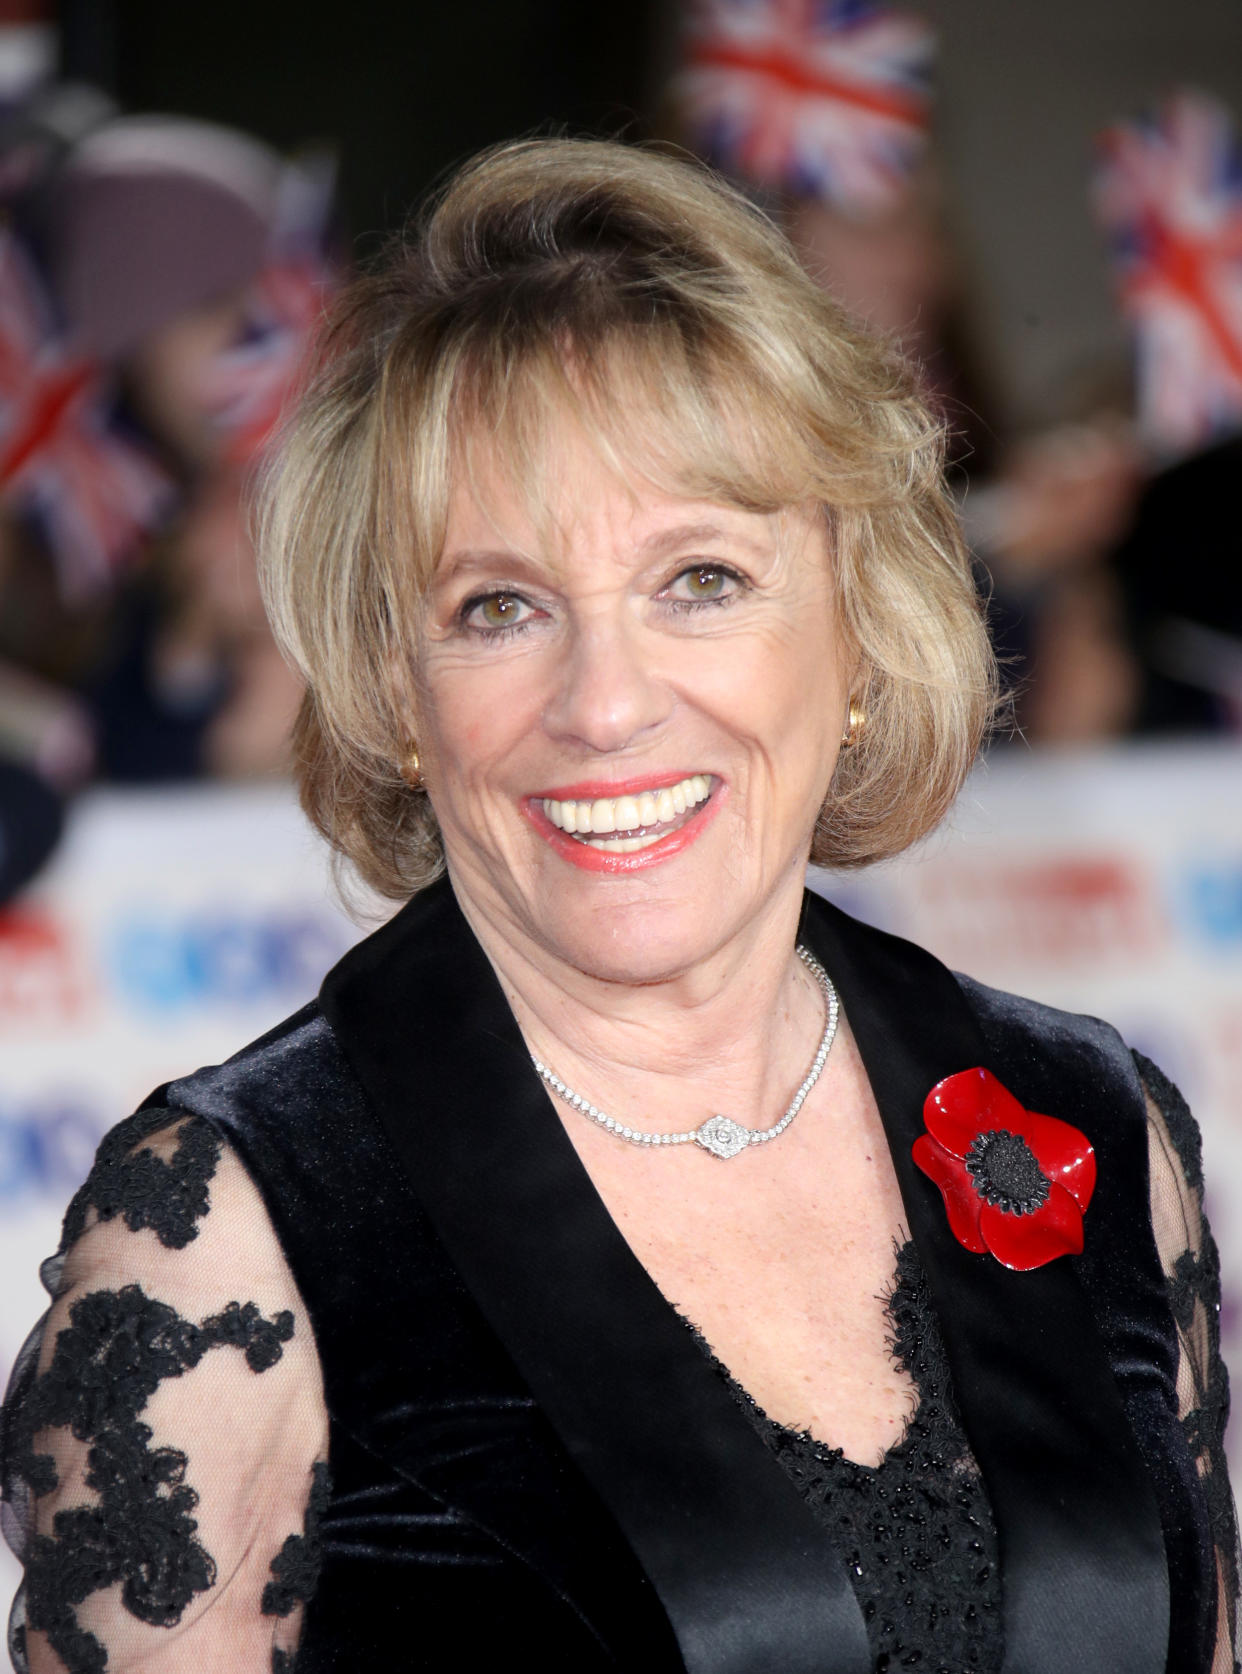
<box><xmin>748</xmin><ymin>626</ymin><xmax>849</xmax><ymax>794</ymax></box>
<box><xmin>460</xmin><ymin>719</ymin><xmax>490</xmax><ymax>755</ymax></box>
<box><xmin>418</xmin><ymin>651</ymin><xmax>546</xmax><ymax>786</ymax></box>
<box><xmin>721</xmin><ymin>617</ymin><xmax>845</xmax><ymax>739</ymax></box>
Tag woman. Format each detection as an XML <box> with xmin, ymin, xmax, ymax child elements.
<box><xmin>1</xmin><ymin>138</ymin><xmax>1234</xmax><ymax>1674</ymax></box>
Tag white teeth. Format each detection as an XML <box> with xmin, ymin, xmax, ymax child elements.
<box><xmin>541</xmin><ymin>775</ymin><xmax>712</xmax><ymax>839</ymax></box>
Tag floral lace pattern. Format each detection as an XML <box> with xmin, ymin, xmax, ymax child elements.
<box><xmin>1</xmin><ymin>1112</ymin><xmax>328</xmax><ymax>1674</ymax></box>
<box><xmin>12</xmin><ymin>1285</ymin><xmax>294</xmax><ymax>1673</ymax></box>
<box><xmin>262</xmin><ymin>1459</ymin><xmax>331</xmax><ymax>1621</ymax></box>
<box><xmin>1135</xmin><ymin>1052</ymin><xmax>1239</xmax><ymax>1668</ymax></box>
<box><xmin>60</xmin><ymin>1110</ymin><xmax>222</xmax><ymax>1252</ymax></box>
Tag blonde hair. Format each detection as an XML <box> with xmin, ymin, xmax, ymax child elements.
<box><xmin>258</xmin><ymin>136</ymin><xmax>996</xmax><ymax>901</ymax></box>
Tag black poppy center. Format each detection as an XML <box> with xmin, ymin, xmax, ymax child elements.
<box><xmin>964</xmin><ymin>1128</ymin><xmax>1050</xmax><ymax>1215</ymax></box>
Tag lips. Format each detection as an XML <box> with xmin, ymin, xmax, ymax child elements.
<box><xmin>523</xmin><ymin>773</ymin><xmax>723</xmax><ymax>872</ymax></box>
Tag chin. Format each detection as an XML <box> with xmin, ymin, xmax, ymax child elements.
<box><xmin>533</xmin><ymin>887</ymin><xmax>736</xmax><ymax>987</ymax></box>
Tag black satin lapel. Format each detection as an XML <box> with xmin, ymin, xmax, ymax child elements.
<box><xmin>799</xmin><ymin>893</ymin><xmax>1170</xmax><ymax>1674</ymax></box>
<box><xmin>321</xmin><ymin>878</ymin><xmax>871</xmax><ymax>1674</ymax></box>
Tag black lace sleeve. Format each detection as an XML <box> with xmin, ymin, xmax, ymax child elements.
<box><xmin>1</xmin><ymin>1112</ymin><xmax>329</xmax><ymax>1673</ymax></box>
<box><xmin>1135</xmin><ymin>1052</ymin><xmax>1240</xmax><ymax>1674</ymax></box>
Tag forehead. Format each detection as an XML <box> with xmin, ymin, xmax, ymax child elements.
<box><xmin>436</xmin><ymin>368</ymin><xmax>820</xmax><ymax>576</ymax></box>
<box><xmin>438</xmin><ymin>425</ymin><xmax>815</xmax><ymax>582</ymax></box>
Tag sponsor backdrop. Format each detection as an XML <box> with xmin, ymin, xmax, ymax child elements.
<box><xmin>1</xmin><ymin>745</ymin><xmax>1240</xmax><ymax>1631</ymax></box>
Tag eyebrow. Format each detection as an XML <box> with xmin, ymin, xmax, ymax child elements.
<box><xmin>438</xmin><ymin>520</ymin><xmax>768</xmax><ymax>585</ymax></box>
<box><xmin>638</xmin><ymin>521</ymin><xmax>741</xmax><ymax>557</ymax></box>
<box><xmin>434</xmin><ymin>548</ymin><xmax>548</xmax><ymax>588</ymax></box>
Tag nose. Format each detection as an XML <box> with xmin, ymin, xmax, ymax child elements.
<box><xmin>542</xmin><ymin>615</ymin><xmax>673</xmax><ymax>754</ymax></box>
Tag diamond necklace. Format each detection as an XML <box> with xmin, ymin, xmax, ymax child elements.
<box><xmin>530</xmin><ymin>946</ymin><xmax>839</xmax><ymax>1160</ymax></box>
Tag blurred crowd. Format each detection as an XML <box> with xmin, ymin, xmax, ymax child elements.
<box><xmin>0</xmin><ymin>69</ymin><xmax>333</xmax><ymax>901</ymax></box>
<box><xmin>0</xmin><ymin>2</ymin><xmax>1240</xmax><ymax>906</ymax></box>
<box><xmin>793</xmin><ymin>169</ymin><xmax>1242</xmax><ymax>745</ymax></box>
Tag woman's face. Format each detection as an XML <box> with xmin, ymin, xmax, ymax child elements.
<box><xmin>417</xmin><ymin>423</ymin><xmax>852</xmax><ymax>987</ymax></box>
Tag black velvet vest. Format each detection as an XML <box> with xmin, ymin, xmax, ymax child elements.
<box><xmin>151</xmin><ymin>879</ymin><xmax>1214</xmax><ymax>1674</ymax></box>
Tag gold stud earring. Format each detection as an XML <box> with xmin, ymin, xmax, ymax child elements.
<box><xmin>400</xmin><ymin>743</ymin><xmax>424</xmax><ymax>789</ymax></box>
<box><xmin>841</xmin><ymin>698</ymin><xmax>866</xmax><ymax>748</ymax></box>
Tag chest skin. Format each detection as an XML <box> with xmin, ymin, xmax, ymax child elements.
<box><xmin>564</xmin><ymin>1016</ymin><xmax>915</xmax><ymax>1466</ymax></box>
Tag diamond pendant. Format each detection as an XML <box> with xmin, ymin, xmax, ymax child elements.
<box><xmin>695</xmin><ymin>1115</ymin><xmax>752</xmax><ymax>1159</ymax></box>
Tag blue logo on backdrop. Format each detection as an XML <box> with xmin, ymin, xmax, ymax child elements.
<box><xmin>1181</xmin><ymin>861</ymin><xmax>1242</xmax><ymax>949</ymax></box>
<box><xmin>109</xmin><ymin>909</ymin><xmax>350</xmax><ymax>1013</ymax></box>
<box><xmin>0</xmin><ymin>1096</ymin><xmax>104</xmax><ymax>1200</ymax></box>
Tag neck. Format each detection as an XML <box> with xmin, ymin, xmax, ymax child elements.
<box><xmin>450</xmin><ymin>871</ymin><xmax>824</xmax><ymax>1135</ymax></box>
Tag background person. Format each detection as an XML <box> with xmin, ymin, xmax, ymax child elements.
<box><xmin>46</xmin><ymin>115</ymin><xmax>309</xmax><ymax>782</ymax></box>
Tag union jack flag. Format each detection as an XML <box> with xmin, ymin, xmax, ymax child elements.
<box><xmin>202</xmin><ymin>256</ymin><xmax>333</xmax><ymax>466</ymax></box>
<box><xmin>1095</xmin><ymin>88</ymin><xmax>1242</xmax><ymax>455</ymax></box>
<box><xmin>202</xmin><ymin>158</ymin><xmax>337</xmax><ymax>465</ymax></box>
<box><xmin>676</xmin><ymin>0</ymin><xmax>935</xmax><ymax>215</ymax></box>
<box><xmin>0</xmin><ymin>232</ymin><xmax>171</xmax><ymax>601</ymax></box>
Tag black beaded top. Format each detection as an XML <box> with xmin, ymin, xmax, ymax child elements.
<box><xmin>694</xmin><ymin>1240</ymin><xmax>1004</xmax><ymax>1674</ymax></box>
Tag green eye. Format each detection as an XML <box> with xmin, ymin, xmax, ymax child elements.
<box><xmin>475</xmin><ymin>592</ymin><xmax>527</xmax><ymax>628</ymax></box>
<box><xmin>677</xmin><ymin>566</ymin><xmax>731</xmax><ymax>600</ymax></box>
<box><xmin>687</xmin><ymin>567</ymin><xmax>725</xmax><ymax>597</ymax></box>
<box><xmin>661</xmin><ymin>564</ymin><xmax>743</xmax><ymax>609</ymax></box>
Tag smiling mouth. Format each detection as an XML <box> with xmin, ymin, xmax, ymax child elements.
<box><xmin>539</xmin><ymin>774</ymin><xmax>713</xmax><ymax>853</ymax></box>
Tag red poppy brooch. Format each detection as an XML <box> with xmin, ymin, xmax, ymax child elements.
<box><xmin>912</xmin><ymin>1068</ymin><xmax>1096</xmax><ymax>1271</ymax></box>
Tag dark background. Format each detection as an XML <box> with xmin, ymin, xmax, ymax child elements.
<box><xmin>64</xmin><ymin>0</ymin><xmax>662</xmax><ymax>254</ymax></box>
<box><xmin>53</xmin><ymin>0</ymin><xmax>1242</xmax><ymax>420</ymax></box>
